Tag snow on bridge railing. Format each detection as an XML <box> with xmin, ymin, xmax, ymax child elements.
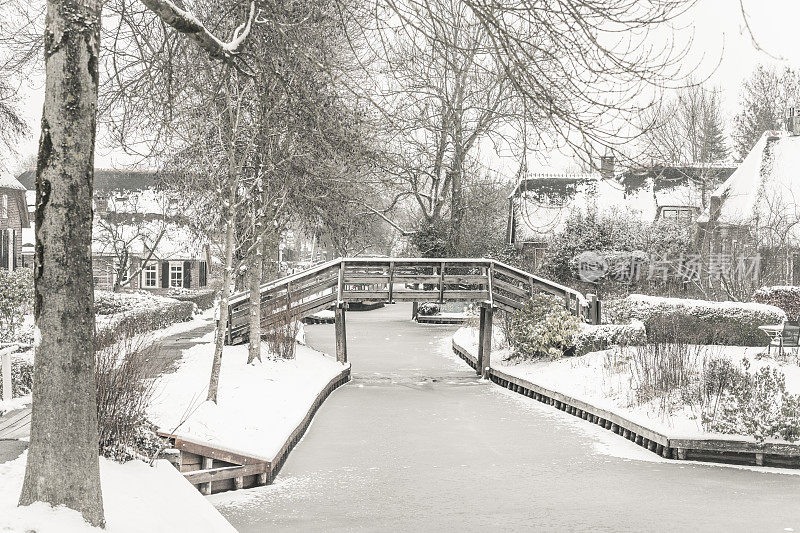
<box><xmin>226</xmin><ymin>257</ymin><xmax>600</xmax><ymax>345</ymax></box>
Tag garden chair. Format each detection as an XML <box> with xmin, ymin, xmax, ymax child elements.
<box><xmin>761</xmin><ymin>322</ymin><xmax>800</xmax><ymax>357</ymax></box>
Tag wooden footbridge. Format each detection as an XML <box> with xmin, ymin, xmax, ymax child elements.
<box><xmin>226</xmin><ymin>258</ymin><xmax>601</xmax><ymax>377</ymax></box>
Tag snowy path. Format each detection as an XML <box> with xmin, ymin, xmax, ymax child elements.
<box><xmin>209</xmin><ymin>303</ymin><xmax>799</xmax><ymax>531</ymax></box>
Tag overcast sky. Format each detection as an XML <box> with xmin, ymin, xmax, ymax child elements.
<box><xmin>7</xmin><ymin>0</ymin><xmax>800</xmax><ymax>175</ymax></box>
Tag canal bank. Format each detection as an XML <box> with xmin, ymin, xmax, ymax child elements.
<box><xmin>212</xmin><ymin>303</ymin><xmax>800</xmax><ymax>532</ymax></box>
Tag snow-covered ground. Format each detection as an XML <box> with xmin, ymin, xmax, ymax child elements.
<box><xmin>454</xmin><ymin>326</ymin><xmax>800</xmax><ymax>439</ymax></box>
<box><xmin>148</xmin><ymin>328</ymin><xmax>349</xmax><ymax>459</ymax></box>
<box><xmin>0</xmin><ymin>453</ymin><xmax>234</xmax><ymax>532</ymax></box>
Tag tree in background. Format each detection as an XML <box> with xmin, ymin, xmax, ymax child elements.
<box><xmin>638</xmin><ymin>84</ymin><xmax>729</xmax><ymax>166</ymax></box>
<box><xmin>368</xmin><ymin>0</ymin><xmax>696</xmax><ymax>257</ymax></box>
<box><xmin>733</xmin><ymin>65</ymin><xmax>800</xmax><ymax>159</ymax></box>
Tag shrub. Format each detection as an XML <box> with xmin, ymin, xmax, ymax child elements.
<box><xmin>95</xmin><ymin>323</ymin><xmax>168</xmax><ymax>461</ymax></box>
<box><xmin>752</xmin><ymin>286</ymin><xmax>800</xmax><ymax>323</ymax></box>
<box><xmin>505</xmin><ymin>294</ymin><xmax>581</xmax><ymax>360</ymax></box>
<box><xmin>604</xmin><ymin>294</ymin><xmax>785</xmax><ymax>346</ymax></box>
<box><xmin>574</xmin><ymin>320</ymin><xmax>646</xmax><ymax>355</ymax></box>
<box><xmin>417</xmin><ymin>302</ymin><xmax>440</xmax><ymax>316</ymax></box>
<box><xmin>168</xmin><ymin>288</ymin><xmax>217</xmax><ymax>311</ymax></box>
<box><xmin>0</xmin><ymin>268</ymin><xmax>33</xmax><ymax>343</ymax></box>
<box><xmin>0</xmin><ymin>353</ymin><xmax>33</xmax><ymax>399</ymax></box>
<box><xmin>96</xmin><ymin>298</ymin><xmax>195</xmax><ymax>347</ymax></box>
<box><xmin>265</xmin><ymin>313</ymin><xmax>300</xmax><ymax>360</ymax></box>
<box><xmin>707</xmin><ymin>358</ymin><xmax>800</xmax><ymax>443</ymax></box>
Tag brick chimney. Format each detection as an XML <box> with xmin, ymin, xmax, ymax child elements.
<box><xmin>600</xmin><ymin>154</ymin><xmax>615</xmax><ymax>180</ymax></box>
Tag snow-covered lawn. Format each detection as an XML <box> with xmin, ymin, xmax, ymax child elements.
<box><xmin>0</xmin><ymin>453</ymin><xmax>234</xmax><ymax>532</ymax></box>
<box><xmin>454</xmin><ymin>326</ymin><xmax>800</xmax><ymax>439</ymax></box>
<box><xmin>148</xmin><ymin>327</ymin><xmax>348</xmax><ymax>459</ymax></box>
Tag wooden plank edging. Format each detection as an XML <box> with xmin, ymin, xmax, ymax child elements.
<box><xmin>159</xmin><ymin>364</ymin><xmax>351</xmax><ymax>494</ymax></box>
<box><xmin>451</xmin><ymin>338</ymin><xmax>800</xmax><ymax>468</ymax></box>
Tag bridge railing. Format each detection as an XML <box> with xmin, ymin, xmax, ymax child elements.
<box><xmin>226</xmin><ymin>257</ymin><xmax>599</xmax><ymax>345</ymax></box>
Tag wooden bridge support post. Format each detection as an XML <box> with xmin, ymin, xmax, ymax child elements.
<box><xmin>335</xmin><ymin>305</ymin><xmax>347</xmax><ymax>364</ymax></box>
<box><xmin>477</xmin><ymin>305</ymin><xmax>493</xmax><ymax>379</ymax></box>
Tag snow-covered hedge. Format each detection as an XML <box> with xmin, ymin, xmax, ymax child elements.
<box><xmin>168</xmin><ymin>288</ymin><xmax>216</xmax><ymax>311</ymax></box>
<box><xmin>95</xmin><ymin>291</ymin><xmax>195</xmax><ymax>344</ymax></box>
<box><xmin>0</xmin><ymin>353</ymin><xmax>32</xmax><ymax>399</ymax></box>
<box><xmin>603</xmin><ymin>294</ymin><xmax>785</xmax><ymax>346</ymax></box>
<box><xmin>574</xmin><ymin>320</ymin><xmax>646</xmax><ymax>355</ymax></box>
<box><xmin>752</xmin><ymin>286</ymin><xmax>800</xmax><ymax>323</ymax></box>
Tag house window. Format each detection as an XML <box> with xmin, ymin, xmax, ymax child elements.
<box><xmin>142</xmin><ymin>263</ymin><xmax>157</xmax><ymax>288</ymax></box>
<box><xmin>169</xmin><ymin>262</ymin><xmax>183</xmax><ymax>288</ymax></box>
<box><xmin>661</xmin><ymin>207</ymin><xmax>694</xmax><ymax>221</ymax></box>
<box><xmin>0</xmin><ymin>195</ymin><xmax>6</xmax><ymax>218</ymax></box>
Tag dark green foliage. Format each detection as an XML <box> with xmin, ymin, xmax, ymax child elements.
<box><xmin>0</xmin><ymin>355</ymin><xmax>33</xmax><ymax>399</ymax></box>
<box><xmin>505</xmin><ymin>294</ymin><xmax>581</xmax><ymax>360</ymax></box>
<box><xmin>0</xmin><ymin>268</ymin><xmax>33</xmax><ymax>343</ymax></box>
<box><xmin>708</xmin><ymin>358</ymin><xmax>800</xmax><ymax>443</ymax></box>
<box><xmin>604</xmin><ymin>295</ymin><xmax>785</xmax><ymax>346</ymax></box>
<box><xmin>411</xmin><ymin>219</ymin><xmax>452</xmax><ymax>257</ymax></box>
<box><xmin>752</xmin><ymin>286</ymin><xmax>800</xmax><ymax>323</ymax></box>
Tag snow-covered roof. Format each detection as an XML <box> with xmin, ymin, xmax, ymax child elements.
<box><xmin>93</xmin><ymin>222</ymin><xmax>208</xmax><ymax>260</ymax></box>
<box><xmin>707</xmin><ymin>131</ymin><xmax>800</xmax><ymax>230</ymax></box>
<box><xmin>511</xmin><ymin>175</ymin><xmax>632</xmax><ymax>242</ymax></box>
<box><xmin>0</xmin><ymin>172</ymin><xmax>25</xmax><ymax>191</ymax></box>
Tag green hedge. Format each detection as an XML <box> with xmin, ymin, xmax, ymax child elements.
<box><xmin>96</xmin><ymin>298</ymin><xmax>195</xmax><ymax>347</ymax></box>
<box><xmin>0</xmin><ymin>354</ymin><xmax>33</xmax><ymax>399</ymax></box>
<box><xmin>752</xmin><ymin>286</ymin><xmax>800</xmax><ymax>323</ymax></box>
<box><xmin>574</xmin><ymin>320</ymin><xmax>647</xmax><ymax>355</ymax></box>
<box><xmin>604</xmin><ymin>295</ymin><xmax>785</xmax><ymax>346</ymax></box>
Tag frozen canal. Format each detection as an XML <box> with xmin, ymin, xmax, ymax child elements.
<box><xmin>212</xmin><ymin>304</ymin><xmax>800</xmax><ymax>532</ymax></box>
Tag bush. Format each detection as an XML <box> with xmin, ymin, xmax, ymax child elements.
<box><xmin>604</xmin><ymin>294</ymin><xmax>785</xmax><ymax>346</ymax></box>
<box><xmin>0</xmin><ymin>268</ymin><xmax>33</xmax><ymax>343</ymax></box>
<box><xmin>265</xmin><ymin>313</ymin><xmax>300</xmax><ymax>360</ymax></box>
<box><xmin>707</xmin><ymin>358</ymin><xmax>800</xmax><ymax>443</ymax></box>
<box><xmin>96</xmin><ymin>298</ymin><xmax>195</xmax><ymax>347</ymax></box>
<box><xmin>0</xmin><ymin>353</ymin><xmax>33</xmax><ymax>399</ymax></box>
<box><xmin>168</xmin><ymin>288</ymin><xmax>216</xmax><ymax>311</ymax></box>
<box><xmin>575</xmin><ymin>320</ymin><xmax>646</xmax><ymax>355</ymax></box>
<box><xmin>95</xmin><ymin>323</ymin><xmax>168</xmax><ymax>461</ymax></box>
<box><xmin>505</xmin><ymin>294</ymin><xmax>581</xmax><ymax>360</ymax></box>
<box><xmin>417</xmin><ymin>302</ymin><xmax>440</xmax><ymax>316</ymax></box>
<box><xmin>752</xmin><ymin>286</ymin><xmax>800</xmax><ymax>323</ymax></box>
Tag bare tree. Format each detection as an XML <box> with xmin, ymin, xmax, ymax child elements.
<box><xmin>18</xmin><ymin>0</ymin><xmax>255</xmax><ymax>524</ymax></box>
<box><xmin>732</xmin><ymin>65</ymin><xmax>800</xmax><ymax>159</ymax></box>
<box><xmin>18</xmin><ymin>1</ymin><xmax>106</xmax><ymax>526</ymax></box>
<box><xmin>363</xmin><ymin>0</ymin><xmax>696</xmax><ymax>255</ymax></box>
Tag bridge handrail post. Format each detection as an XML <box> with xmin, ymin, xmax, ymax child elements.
<box><xmin>487</xmin><ymin>261</ymin><xmax>494</xmax><ymax>308</ymax></box>
<box><xmin>438</xmin><ymin>262</ymin><xmax>445</xmax><ymax>304</ymax></box>
<box><xmin>337</xmin><ymin>260</ymin><xmax>345</xmax><ymax>307</ymax></box>
<box><xmin>388</xmin><ymin>261</ymin><xmax>395</xmax><ymax>303</ymax></box>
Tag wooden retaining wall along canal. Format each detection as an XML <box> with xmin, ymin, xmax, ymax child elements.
<box><xmin>452</xmin><ymin>339</ymin><xmax>800</xmax><ymax>469</ymax></box>
<box><xmin>160</xmin><ymin>365</ymin><xmax>351</xmax><ymax>495</ymax></box>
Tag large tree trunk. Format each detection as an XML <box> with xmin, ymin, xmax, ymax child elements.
<box><xmin>246</xmin><ymin>228</ymin><xmax>265</xmax><ymax>365</ymax></box>
<box><xmin>19</xmin><ymin>0</ymin><xmax>105</xmax><ymax>527</ymax></box>
<box><xmin>207</xmin><ymin>202</ymin><xmax>236</xmax><ymax>403</ymax></box>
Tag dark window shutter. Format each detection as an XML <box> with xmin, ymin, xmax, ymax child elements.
<box><xmin>11</xmin><ymin>230</ymin><xmax>16</xmax><ymax>269</ymax></box>
<box><xmin>199</xmin><ymin>261</ymin><xmax>207</xmax><ymax>287</ymax></box>
<box><xmin>161</xmin><ymin>262</ymin><xmax>169</xmax><ymax>288</ymax></box>
<box><xmin>0</xmin><ymin>230</ymin><xmax>8</xmax><ymax>269</ymax></box>
<box><xmin>183</xmin><ymin>261</ymin><xmax>192</xmax><ymax>288</ymax></box>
